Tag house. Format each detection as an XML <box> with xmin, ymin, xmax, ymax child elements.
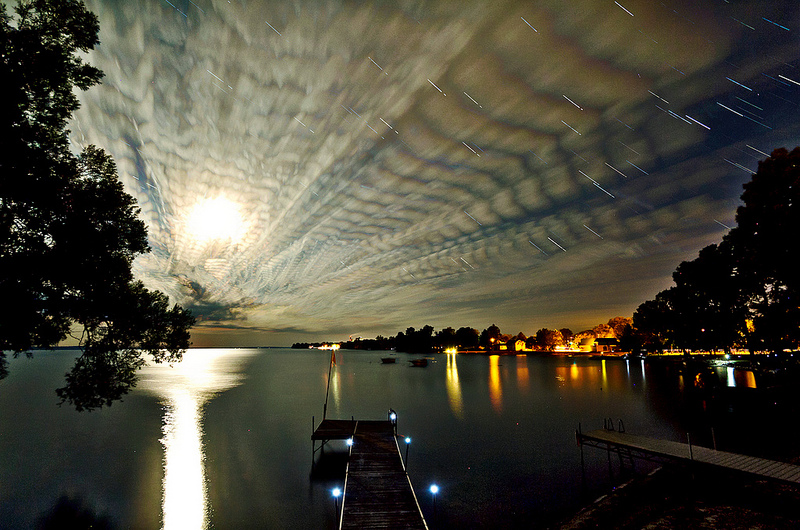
<box><xmin>592</xmin><ymin>337</ymin><xmax>618</xmax><ymax>353</ymax></box>
<box><xmin>507</xmin><ymin>339</ymin><xmax>526</xmax><ymax>352</ymax></box>
<box><xmin>578</xmin><ymin>337</ymin><xmax>619</xmax><ymax>353</ymax></box>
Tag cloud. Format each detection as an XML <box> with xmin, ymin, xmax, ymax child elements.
<box><xmin>71</xmin><ymin>0</ymin><xmax>799</xmax><ymax>343</ymax></box>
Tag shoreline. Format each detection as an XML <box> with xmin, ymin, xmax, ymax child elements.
<box><xmin>556</xmin><ymin>463</ymin><xmax>800</xmax><ymax>529</ymax></box>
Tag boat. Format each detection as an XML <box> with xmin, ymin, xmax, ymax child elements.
<box><xmin>381</xmin><ymin>357</ymin><xmax>397</xmax><ymax>364</ymax></box>
<box><xmin>409</xmin><ymin>358</ymin><xmax>428</xmax><ymax>367</ymax></box>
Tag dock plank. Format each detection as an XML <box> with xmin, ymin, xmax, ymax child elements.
<box><xmin>312</xmin><ymin>419</ymin><xmax>357</xmax><ymax>440</ymax></box>
<box><xmin>340</xmin><ymin>420</ymin><xmax>427</xmax><ymax>529</ymax></box>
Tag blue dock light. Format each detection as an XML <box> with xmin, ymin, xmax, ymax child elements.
<box><xmin>346</xmin><ymin>437</ymin><xmax>354</xmax><ymax>447</ymax></box>
<box><xmin>332</xmin><ymin>487</ymin><xmax>341</xmax><ymax>497</ymax></box>
<box><xmin>389</xmin><ymin>408</ymin><xmax>398</xmax><ymax>435</ymax></box>
<box><xmin>404</xmin><ymin>437</ymin><xmax>411</xmax><ymax>468</ymax></box>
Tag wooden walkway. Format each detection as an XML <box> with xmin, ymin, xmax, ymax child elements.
<box><xmin>313</xmin><ymin>419</ymin><xmax>427</xmax><ymax>529</ymax></box>
<box><xmin>578</xmin><ymin>428</ymin><xmax>800</xmax><ymax>484</ymax></box>
<box><xmin>312</xmin><ymin>419</ymin><xmax>357</xmax><ymax>441</ymax></box>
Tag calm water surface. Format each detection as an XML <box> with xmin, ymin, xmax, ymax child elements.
<box><xmin>0</xmin><ymin>348</ymin><xmax>785</xmax><ymax>528</ymax></box>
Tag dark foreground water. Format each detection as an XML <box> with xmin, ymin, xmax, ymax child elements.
<box><xmin>0</xmin><ymin>349</ymin><xmax>791</xmax><ymax>529</ymax></box>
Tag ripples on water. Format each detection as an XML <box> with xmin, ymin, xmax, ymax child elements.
<box><xmin>0</xmin><ymin>349</ymin><xmax>788</xmax><ymax>529</ymax></box>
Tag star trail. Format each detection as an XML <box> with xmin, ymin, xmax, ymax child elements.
<box><xmin>70</xmin><ymin>0</ymin><xmax>799</xmax><ymax>346</ymax></box>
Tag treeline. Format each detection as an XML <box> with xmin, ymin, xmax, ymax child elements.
<box><xmin>296</xmin><ymin>149</ymin><xmax>799</xmax><ymax>357</ymax></box>
<box><xmin>291</xmin><ymin>317</ymin><xmax>634</xmax><ymax>353</ymax></box>
<box><xmin>630</xmin><ymin>147</ymin><xmax>800</xmax><ymax>355</ymax></box>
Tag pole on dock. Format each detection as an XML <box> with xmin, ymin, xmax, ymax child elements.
<box><xmin>323</xmin><ymin>350</ymin><xmax>335</xmax><ymax>420</ymax></box>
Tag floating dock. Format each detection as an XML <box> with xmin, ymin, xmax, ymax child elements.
<box><xmin>577</xmin><ymin>426</ymin><xmax>800</xmax><ymax>484</ymax></box>
<box><xmin>312</xmin><ymin>418</ymin><xmax>428</xmax><ymax>529</ymax></box>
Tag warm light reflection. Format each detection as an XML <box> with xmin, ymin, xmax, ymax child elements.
<box><xmin>186</xmin><ymin>196</ymin><xmax>247</xmax><ymax>244</ymax></box>
<box><xmin>489</xmin><ymin>355</ymin><xmax>502</xmax><ymax>413</ymax></box>
<box><xmin>601</xmin><ymin>359</ymin><xmax>607</xmax><ymax>388</ymax></box>
<box><xmin>556</xmin><ymin>362</ymin><xmax>606</xmax><ymax>389</ymax></box>
<box><xmin>743</xmin><ymin>370</ymin><xmax>756</xmax><ymax>389</ymax></box>
<box><xmin>331</xmin><ymin>366</ymin><xmax>341</xmax><ymax>413</ymax></box>
<box><xmin>516</xmin><ymin>358</ymin><xmax>529</xmax><ymax>392</ymax></box>
<box><xmin>726</xmin><ymin>367</ymin><xmax>757</xmax><ymax>389</ymax></box>
<box><xmin>445</xmin><ymin>353</ymin><xmax>464</xmax><ymax>419</ymax></box>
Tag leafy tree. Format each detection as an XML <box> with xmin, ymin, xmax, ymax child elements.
<box><xmin>455</xmin><ymin>327</ymin><xmax>479</xmax><ymax>349</ymax></box>
<box><xmin>726</xmin><ymin>147</ymin><xmax>800</xmax><ymax>353</ymax></box>
<box><xmin>0</xmin><ymin>0</ymin><xmax>194</xmax><ymax>410</ymax></box>
<box><xmin>480</xmin><ymin>324</ymin><xmax>502</xmax><ymax>349</ymax></box>
<box><xmin>632</xmin><ymin>292</ymin><xmax>676</xmax><ymax>352</ymax></box>
<box><xmin>395</xmin><ymin>325</ymin><xmax>435</xmax><ymax>352</ymax></box>
<box><xmin>672</xmin><ymin>243</ymin><xmax>747</xmax><ymax>352</ymax></box>
<box><xmin>606</xmin><ymin>317</ymin><xmax>633</xmax><ymax>339</ymax></box>
<box><xmin>591</xmin><ymin>323</ymin><xmax>614</xmax><ymax>338</ymax></box>
<box><xmin>435</xmin><ymin>327</ymin><xmax>457</xmax><ymax>349</ymax></box>
<box><xmin>634</xmin><ymin>148</ymin><xmax>799</xmax><ymax>355</ymax></box>
<box><xmin>535</xmin><ymin>328</ymin><xmax>563</xmax><ymax>351</ymax></box>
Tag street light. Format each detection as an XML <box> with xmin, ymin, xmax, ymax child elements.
<box><xmin>404</xmin><ymin>437</ymin><xmax>411</xmax><ymax>469</ymax></box>
<box><xmin>430</xmin><ymin>484</ymin><xmax>439</xmax><ymax>518</ymax></box>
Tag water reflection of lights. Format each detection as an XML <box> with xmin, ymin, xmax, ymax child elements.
<box><xmin>161</xmin><ymin>390</ymin><xmax>206</xmax><ymax>529</ymax></box>
<box><xmin>489</xmin><ymin>355</ymin><xmax>502</xmax><ymax>413</ymax></box>
<box><xmin>445</xmin><ymin>353</ymin><xmax>464</xmax><ymax>419</ymax></box>
<box><xmin>726</xmin><ymin>366</ymin><xmax>736</xmax><ymax>388</ymax></box>
<box><xmin>331</xmin><ymin>364</ymin><xmax>341</xmax><ymax>414</ymax></box>
<box><xmin>725</xmin><ymin>366</ymin><xmax>757</xmax><ymax>388</ymax></box>
<box><xmin>138</xmin><ymin>349</ymin><xmax>255</xmax><ymax>530</ymax></box>
<box><xmin>516</xmin><ymin>358</ymin><xmax>529</xmax><ymax>392</ymax></box>
<box><xmin>601</xmin><ymin>359</ymin><xmax>607</xmax><ymax>388</ymax></box>
<box><xmin>556</xmin><ymin>358</ymin><xmax>647</xmax><ymax>390</ymax></box>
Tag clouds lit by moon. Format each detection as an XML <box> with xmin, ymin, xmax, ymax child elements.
<box><xmin>70</xmin><ymin>0</ymin><xmax>799</xmax><ymax>345</ymax></box>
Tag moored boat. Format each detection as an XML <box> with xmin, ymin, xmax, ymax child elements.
<box><xmin>381</xmin><ymin>357</ymin><xmax>396</xmax><ymax>364</ymax></box>
<box><xmin>409</xmin><ymin>358</ymin><xmax>428</xmax><ymax>367</ymax></box>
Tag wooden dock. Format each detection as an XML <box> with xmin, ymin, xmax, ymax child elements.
<box><xmin>312</xmin><ymin>419</ymin><xmax>427</xmax><ymax>529</ymax></box>
<box><xmin>577</xmin><ymin>427</ymin><xmax>800</xmax><ymax>484</ymax></box>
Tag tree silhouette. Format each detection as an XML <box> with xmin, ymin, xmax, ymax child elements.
<box><xmin>727</xmin><ymin>147</ymin><xmax>800</xmax><ymax>353</ymax></box>
<box><xmin>0</xmin><ymin>0</ymin><xmax>194</xmax><ymax>410</ymax></box>
<box><xmin>634</xmin><ymin>148</ymin><xmax>800</xmax><ymax>354</ymax></box>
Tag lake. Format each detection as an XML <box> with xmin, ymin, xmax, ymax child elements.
<box><xmin>0</xmin><ymin>348</ymin><xmax>792</xmax><ymax>528</ymax></box>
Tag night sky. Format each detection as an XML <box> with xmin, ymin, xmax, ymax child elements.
<box><xmin>69</xmin><ymin>0</ymin><xmax>799</xmax><ymax>346</ymax></box>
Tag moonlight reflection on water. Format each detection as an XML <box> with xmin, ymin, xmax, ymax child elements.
<box><xmin>137</xmin><ymin>349</ymin><xmax>257</xmax><ymax>529</ymax></box>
